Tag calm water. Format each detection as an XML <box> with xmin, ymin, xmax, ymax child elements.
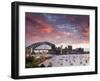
<box><xmin>39</xmin><ymin>54</ymin><xmax>89</xmax><ymax>67</ymax></box>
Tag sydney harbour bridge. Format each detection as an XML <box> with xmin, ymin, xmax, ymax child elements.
<box><xmin>25</xmin><ymin>42</ymin><xmax>57</xmax><ymax>56</ymax></box>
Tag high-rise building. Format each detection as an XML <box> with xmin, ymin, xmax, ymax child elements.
<box><xmin>68</xmin><ymin>45</ymin><xmax>72</xmax><ymax>51</ymax></box>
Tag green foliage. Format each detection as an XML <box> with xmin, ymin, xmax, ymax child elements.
<box><xmin>25</xmin><ymin>56</ymin><xmax>39</xmax><ymax>68</ymax></box>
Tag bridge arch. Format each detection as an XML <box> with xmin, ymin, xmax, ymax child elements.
<box><xmin>26</xmin><ymin>42</ymin><xmax>56</xmax><ymax>55</ymax></box>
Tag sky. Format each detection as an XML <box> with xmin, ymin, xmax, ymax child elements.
<box><xmin>25</xmin><ymin>12</ymin><xmax>89</xmax><ymax>49</ymax></box>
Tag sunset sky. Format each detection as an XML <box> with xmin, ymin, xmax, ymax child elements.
<box><xmin>25</xmin><ymin>12</ymin><xmax>89</xmax><ymax>49</ymax></box>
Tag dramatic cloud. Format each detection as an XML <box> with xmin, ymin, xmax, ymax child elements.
<box><xmin>25</xmin><ymin>12</ymin><xmax>89</xmax><ymax>48</ymax></box>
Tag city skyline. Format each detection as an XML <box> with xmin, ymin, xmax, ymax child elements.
<box><xmin>26</xmin><ymin>41</ymin><xmax>89</xmax><ymax>51</ymax></box>
<box><xmin>25</xmin><ymin>12</ymin><xmax>89</xmax><ymax>50</ymax></box>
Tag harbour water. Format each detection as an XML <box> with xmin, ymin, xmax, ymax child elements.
<box><xmin>39</xmin><ymin>54</ymin><xmax>89</xmax><ymax>67</ymax></box>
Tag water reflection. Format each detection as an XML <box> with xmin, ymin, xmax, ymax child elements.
<box><xmin>38</xmin><ymin>54</ymin><xmax>89</xmax><ymax>67</ymax></box>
